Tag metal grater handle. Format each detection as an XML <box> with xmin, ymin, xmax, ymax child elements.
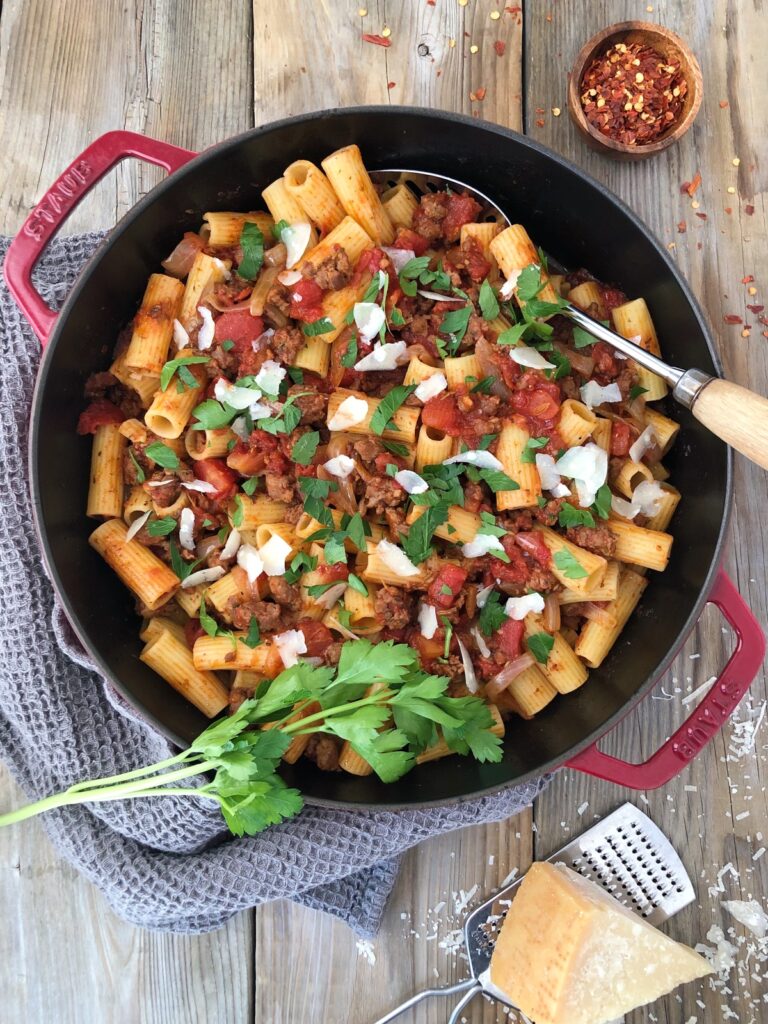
<box><xmin>372</xmin><ymin>977</ymin><xmax>477</xmax><ymax>1024</ymax></box>
<box><xmin>447</xmin><ymin>983</ymin><xmax>483</xmax><ymax>1024</ymax></box>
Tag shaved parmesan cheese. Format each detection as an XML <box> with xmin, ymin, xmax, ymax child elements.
<box><xmin>417</xmin><ymin>289</ymin><xmax>461</xmax><ymax>302</ymax></box>
<box><xmin>629</xmin><ymin>424</ymin><xmax>658</xmax><ymax>464</ymax></box>
<box><xmin>354</xmin><ymin>340</ymin><xmax>408</xmax><ymax>371</ymax></box>
<box><xmin>444</xmin><ymin>450</ymin><xmax>504</xmax><ymax>471</ymax></box>
<box><xmin>231</xmin><ymin>416</ymin><xmax>249</xmax><ymax>440</ymax></box>
<box><xmin>282</xmin><ymin>222</ymin><xmax>312</xmax><ymax>269</ymax></box>
<box><xmin>509</xmin><ymin>345</ymin><xmax>556</xmax><ymax>370</ymax></box>
<box><xmin>197</xmin><ymin>306</ymin><xmax>215</xmax><ymax>350</ymax></box>
<box><xmin>419</xmin><ymin>603</ymin><xmax>438</xmax><ymax>639</ymax></box>
<box><xmin>125</xmin><ymin>510</ymin><xmax>150</xmax><ymax>542</ymax></box>
<box><xmin>237</xmin><ymin>543</ymin><xmax>264</xmax><ymax>585</ymax></box>
<box><xmin>173</xmin><ymin>318</ymin><xmax>190</xmax><ymax>349</ymax></box>
<box><xmin>181</xmin><ymin>566</ymin><xmax>226</xmax><ymax>589</ymax></box>
<box><xmin>254</xmin><ymin>359</ymin><xmax>286</xmax><ymax>396</ymax></box>
<box><xmin>146</xmin><ymin>478</ymin><xmax>174</xmax><ymax>488</ymax></box>
<box><xmin>274</xmin><ymin>629</ymin><xmax>307</xmax><ymax>668</ymax></box>
<box><xmin>414</xmin><ymin>371</ymin><xmax>448</xmax><ymax>403</ymax></box>
<box><xmin>499</xmin><ymin>269</ymin><xmax>521</xmax><ymax>300</ymax></box>
<box><xmin>221</xmin><ymin>528</ymin><xmax>242</xmax><ymax>561</ymax></box>
<box><xmin>179</xmin><ymin>507</ymin><xmax>196</xmax><ymax>551</ymax></box>
<box><xmin>535</xmin><ymin>453</ymin><xmax>561</xmax><ymax>491</ymax></box>
<box><xmin>323</xmin><ymin>454</ymin><xmax>356</xmax><ymax>479</ymax></box>
<box><xmin>212</xmin><ymin>257</ymin><xmax>231</xmax><ymax>280</ymax></box>
<box><xmin>314</xmin><ymin>582</ymin><xmax>348</xmax><ymax>610</ymax></box>
<box><xmin>457</xmin><ymin>636</ymin><xmax>478</xmax><ymax>693</ymax></box>
<box><xmin>328</xmin><ymin>395</ymin><xmax>369</xmax><ymax>431</ymax></box>
<box><xmin>375</xmin><ymin>539</ymin><xmax>420</xmax><ymax>577</ymax></box>
<box><xmin>504</xmin><ymin>592</ymin><xmax>545</xmax><ymax>620</ymax></box>
<box><xmin>259</xmin><ymin>534</ymin><xmax>292</xmax><ymax>577</ymax></box>
<box><xmin>611</xmin><ymin>494</ymin><xmax>638</xmax><ymax>519</ymax></box>
<box><xmin>353</xmin><ymin>302</ymin><xmax>387</xmax><ymax>344</ymax></box>
<box><xmin>252</xmin><ymin>328</ymin><xmax>275</xmax><ymax>351</ymax></box>
<box><xmin>462</xmin><ymin>533</ymin><xmax>505</xmax><ymax>558</ymax></box>
<box><xmin>382</xmin><ymin>247</ymin><xmax>415</xmax><ymax>273</ymax></box>
<box><xmin>182</xmin><ymin>478</ymin><xmax>218</xmax><ymax>494</ymax></box>
<box><xmin>722</xmin><ymin>899</ymin><xmax>768</xmax><ymax>939</ymax></box>
<box><xmin>394</xmin><ymin>469</ymin><xmax>428</xmax><ymax>495</ymax></box>
<box><xmin>555</xmin><ymin>443</ymin><xmax>608</xmax><ymax>508</ymax></box>
<box><xmin>476</xmin><ymin>584</ymin><xmax>495</xmax><ymax>609</ymax></box>
<box><xmin>214</xmin><ymin>378</ymin><xmax>261</xmax><ymax>410</ymax></box>
<box><xmin>277</xmin><ymin>269</ymin><xmax>302</xmax><ymax>286</ymax></box>
<box><xmin>579</xmin><ymin>380</ymin><xmax>622</xmax><ymax>409</ymax></box>
<box><xmin>550</xmin><ymin>482</ymin><xmax>571</xmax><ymax>498</ymax></box>
<box><xmin>633</xmin><ymin>479</ymin><xmax>665</xmax><ymax>515</ymax></box>
<box><xmin>471</xmin><ymin>626</ymin><xmax>491</xmax><ymax>658</ymax></box>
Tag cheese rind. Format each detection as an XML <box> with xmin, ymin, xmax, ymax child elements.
<box><xmin>489</xmin><ymin>862</ymin><xmax>712</xmax><ymax>1024</ymax></box>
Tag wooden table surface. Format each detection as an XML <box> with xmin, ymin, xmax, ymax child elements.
<box><xmin>1</xmin><ymin>1</ymin><xmax>767</xmax><ymax>1021</ymax></box>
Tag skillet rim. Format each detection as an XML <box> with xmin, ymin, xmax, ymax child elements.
<box><xmin>27</xmin><ymin>105</ymin><xmax>733</xmax><ymax>807</ymax></box>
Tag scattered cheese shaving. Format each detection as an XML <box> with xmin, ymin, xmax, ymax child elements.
<box><xmin>444</xmin><ymin>449</ymin><xmax>504</xmax><ymax>471</ymax></box>
<box><xmin>259</xmin><ymin>534</ymin><xmax>292</xmax><ymax>576</ymax></box>
<box><xmin>237</xmin><ymin>543</ymin><xmax>264</xmax><ymax>585</ymax></box>
<box><xmin>173</xmin><ymin>318</ymin><xmax>190</xmax><ymax>349</ymax></box>
<box><xmin>181</xmin><ymin>566</ymin><xmax>226</xmax><ymax>589</ymax></box>
<box><xmin>125</xmin><ymin>510</ymin><xmax>150</xmax><ymax>542</ymax></box>
<box><xmin>555</xmin><ymin>443</ymin><xmax>608</xmax><ymax>508</ymax></box>
<box><xmin>509</xmin><ymin>345</ymin><xmax>556</xmax><ymax>370</ymax></box>
<box><xmin>254</xmin><ymin>359</ymin><xmax>286</xmax><ymax>396</ymax></box>
<box><xmin>381</xmin><ymin>247</ymin><xmax>415</xmax><ymax>273</ymax></box>
<box><xmin>277</xmin><ymin>269</ymin><xmax>302</xmax><ymax>286</ymax></box>
<box><xmin>579</xmin><ymin>380</ymin><xmax>622</xmax><ymax>409</ymax></box>
<box><xmin>274</xmin><ymin>629</ymin><xmax>307</xmax><ymax>668</ymax></box>
<box><xmin>197</xmin><ymin>306</ymin><xmax>216</xmax><ymax>350</ymax></box>
<box><xmin>414</xmin><ymin>371</ymin><xmax>448</xmax><ymax>403</ymax></box>
<box><xmin>471</xmin><ymin>626</ymin><xmax>491</xmax><ymax>658</ymax></box>
<box><xmin>354</xmin><ymin>302</ymin><xmax>387</xmax><ymax>343</ymax></box>
<box><xmin>395</xmin><ymin>469</ymin><xmax>428</xmax><ymax>494</ymax></box>
<box><xmin>282</xmin><ymin>222</ymin><xmax>312</xmax><ymax>268</ymax></box>
<box><xmin>499</xmin><ymin>269</ymin><xmax>521</xmax><ymax>299</ymax></box>
<box><xmin>220</xmin><ymin>528</ymin><xmax>241</xmax><ymax>561</ymax></box>
<box><xmin>354</xmin><ymin>340</ymin><xmax>408</xmax><ymax>371</ymax></box>
<box><xmin>323</xmin><ymin>455</ymin><xmax>356</xmax><ymax>479</ymax></box>
<box><xmin>629</xmin><ymin>424</ymin><xmax>658</xmax><ymax>464</ymax></box>
<box><xmin>178</xmin><ymin>507</ymin><xmax>196</xmax><ymax>551</ymax></box>
<box><xmin>504</xmin><ymin>592</ymin><xmax>545</xmax><ymax>620</ymax></box>
<box><xmin>476</xmin><ymin>584</ymin><xmax>494</xmax><ymax>608</ymax></box>
<box><xmin>375</xmin><ymin>539</ymin><xmax>420</xmax><ymax>577</ymax></box>
<box><xmin>419</xmin><ymin>603</ymin><xmax>438</xmax><ymax>639</ymax></box>
<box><xmin>462</xmin><ymin>533</ymin><xmax>505</xmax><ymax>558</ymax></box>
<box><xmin>328</xmin><ymin>395</ymin><xmax>369</xmax><ymax>431</ymax></box>
<box><xmin>182</xmin><ymin>478</ymin><xmax>218</xmax><ymax>494</ymax></box>
<box><xmin>417</xmin><ymin>289</ymin><xmax>462</xmax><ymax>302</ymax></box>
<box><xmin>457</xmin><ymin>636</ymin><xmax>478</xmax><ymax>693</ymax></box>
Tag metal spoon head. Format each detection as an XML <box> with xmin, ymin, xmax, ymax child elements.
<box><xmin>371</xmin><ymin>169</ymin><xmax>509</xmax><ymax>229</ymax></box>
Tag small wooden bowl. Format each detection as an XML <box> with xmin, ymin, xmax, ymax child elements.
<box><xmin>567</xmin><ymin>21</ymin><xmax>703</xmax><ymax>160</ymax></box>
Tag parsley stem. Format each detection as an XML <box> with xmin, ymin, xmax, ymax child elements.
<box><xmin>281</xmin><ymin>690</ymin><xmax>395</xmax><ymax>734</ymax></box>
<box><xmin>65</xmin><ymin>750</ymin><xmax>196</xmax><ymax>793</ymax></box>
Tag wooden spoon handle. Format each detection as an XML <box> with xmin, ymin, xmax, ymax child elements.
<box><xmin>692</xmin><ymin>379</ymin><xmax>768</xmax><ymax>470</ymax></box>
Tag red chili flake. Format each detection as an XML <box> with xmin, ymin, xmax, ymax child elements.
<box><xmin>363</xmin><ymin>33</ymin><xmax>391</xmax><ymax>47</ymax></box>
<box><xmin>742</xmin><ymin>275</ymin><xmax>755</xmax><ymax>284</ymax></box>
<box><xmin>719</xmin><ymin>99</ymin><xmax>729</xmax><ymax>108</ymax></box>
<box><xmin>536</xmin><ymin>118</ymin><xmax>545</xmax><ymax>127</ymax></box>
<box><xmin>685</xmin><ymin>171</ymin><xmax>702</xmax><ymax>197</ymax></box>
<box><xmin>580</xmin><ymin>40</ymin><xmax>688</xmax><ymax>146</ymax></box>
<box><xmin>475</xmin><ymin>87</ymin><xmax>487</xmax><ymax>101</ymax></box>
<box><xmin>535</xmin><ymin>107</ymin><xmax>546</xmax><ymax>113</ymax></box>
<box><xmin>724</xmin><ymin>314</ymin><xmax>744</xmax><ymax>324</ymax></box>
<box><xmin>748</xmin><ymin>305</ymin><xmax>765</xmax><ymax>315</ymax></box>
<box><xmin>387</xmin><ymin>81</ymin><xmax>396</xmax><ymax>89</ymax></box>
<box><xmin>505</xmin><ymin>5</ymin><xmax>522</xmax><ymax>12</ymax></box>
<box><xmin>494</xmin><ymin>40</ymin><xmax>506</xmax><ymax>56</ymax></box>
<box><xmin>427</xmin><ymin>0</ymin><xmax>436</xmax><ymax>5</ymax></box>
<box><xmin>695</xmin><ymin>212</ymin><xmax>708</xmax><ymax>220</ymax></box>
<box><xmin>677</xmin><ymin>220</ymin><xmax>687</xmax><ymax>233</ymax></box>
<box><xmin>725</xmin><ymin>206</ymin><xmax>733</xmax><ymax>214</ymax></box>
<box><xmin>745</xmin><ymin>205</ymin><xmax>755</xmax><ymax>216</ymax></box>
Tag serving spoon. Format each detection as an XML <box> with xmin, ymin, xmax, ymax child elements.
<box><xmin>372</xmin><ymin>170</ymin><xmax>768</xmax><ymax>471</ymax></box>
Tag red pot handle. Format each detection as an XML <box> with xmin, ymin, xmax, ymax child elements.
<box><xmin>568</xmin><ymin>571</ymin><xmax>765</xmax><ymax>790</ymax></box>
<box><xmin>3</xmin><ymin>130</ymin><xmax>197</xmax><ymax>346</ymax></box>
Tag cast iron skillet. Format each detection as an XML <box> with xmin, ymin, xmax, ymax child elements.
<box><xmin>5</xmin><ymin>107</ymin><xmax>764</xmax><ymax>808</ymax></box>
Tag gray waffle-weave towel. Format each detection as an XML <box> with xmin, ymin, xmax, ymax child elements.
<box><xmin>0</xmin><ymin>233</ymin><xmax>550</xmax><ymax>937</ymax></box>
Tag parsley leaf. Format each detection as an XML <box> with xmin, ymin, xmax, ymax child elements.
<box><xmin>169</xmin><ymin>541</ymin><xmax>202</xmax><ymax>583</ymax></box>
<box><xmin>302</xmin><ymin>317</ymin><xmax>335</xmax><ymax>337</ymax></box>
<box><xmin>553</xmin><ymin>548</ymin><xmax>588</xmax><ymax>579</ymax></box>
<box><xmin>272</xmin><ymin>219</ymin><xmax>289</xmax><ymax>242</ymax></box>
<box><xmin>128</xmin><ymin>449</ymin><xmax>146</xmax><ymax>483</ymax></box>
<box><xmin>220</xmin><ymin>339</ymin><xmax>235</xmax><ymax>352</ymax></box>
<box><xmin>465</xmin><ymin>466</ymin><xmax>520</xmax><ymax>492</ymax></box>
<box><xmin>370</xmin><ymin>384</ymin><xmax>416</xmax><ymax>435</ymax></box>
<box><xmin>591</xmin><ymin>483</ymin><xmax>612</xmax><ymax>520</ymax></box>
<box><xmin>231</xmin><ymin>495</ymin><xmax>244</xmax><ymax>528</ymax></box>
<box><xmin>340</xmin><ymin>337</ymin><xmax>358</xmax><ymax>368</ymax></box>
<box><xmin>284</xmin><ymin>551</ymin><xmax>318</xmax><ymax>584</ymax></box>
<box><xmin>496</xmin><ymin>323</ymin><xmax>530</xmax><ymax>347</ymax></box>
<box><xmin>438</xmin><ymin>304</ymin><xmax>473</xmax><ymax>346</ymax></box>
<box><xmin>238</xmin><ymin>222</ymin><xmax>264</xmax><ymax>280</ymax></box>
<box><xmin>198</xmin><ymin>595</ymin><xmax>220</xmax><ymax>638</ymax></box>
<box><xmin>629</xmin><ymin>384</ymin><xmax>649</xmax><ymax>401</ymax></box>
<box><xmin>145</xmin><ymin>442</ymin><xmax>180</xmax><ymax>471</ymax></box>
<box><xmin>258</xmin><ymin>392</ymin><xmax>306</xmax><ymax>436</ymax></box>
<box><xmin>382</xmin><ymin>439</ymin><xmax>410</xmax><ymax>457</ymax></box>
<box><xmin>160</xmin><ymin>354</ymin><xmax>208</xmax><ymax>392</ymax></box>
<box><xmin>191</xmin><ymin>398</ymin><xmax>238</xmax><ymax>431</ymax></box>
<box><xmin>477</xmin><ymin>511</ymin><xmax>506</xmax><ymax>537</ymax></box>
<box><xmin>242</xmin><ymin>477</ymin><xmax>259</xmax><ymax>496</ymax></box>
<box><xmin>401</xmin><ymin>504</ymin><xmax>449</xmax><ymax>565</ymax></box>
<box><xmin>547</xmin><ymin>349</ymin><xmax>571</xmax><ymax>381</ymax></box>
<box><xmin>468</xmin><ymin>375</ymin><xmax>496</xmax><ymax>394</ymax></box>
<box><xmin>478</xmin><ymin>279</ymin><xmax>500</xmax><ymax>321</ymax></box>
<box><xmin>478</xmin><ymin>590</ymin><xmax>508</xmax><ymax>637</ymax></box>
<box><xmin>558</xmin><ymin>503</ymin><xmax>596</xmax><ymax>529</ymax></box>
<box><xmin>347</xmin><ymin>573</ymin><xmax>369</xmax><ymax>596</ymax></box>
<box><xmin>521</xmin><ymin>436</ymin><xmax>549</xmax><ymax>464</ymax></box>
<box><xmin>146</xmin><ymin>516</ymin><xmax>176</xmax><ymax>537</ymax></box>
<box><xmin>291</xmin><ymin>430</ymin><xmax>320</xmax><ymax>466</ymax></box>
<box><xmin>527</xmin><ymin>631</ymin><xmax>555</xmax><ymax>664</ymax></box>
<box><xmin>572</xmin><ymin>325</ymin><xmax>598</xmax><ymax>349</ymax></box>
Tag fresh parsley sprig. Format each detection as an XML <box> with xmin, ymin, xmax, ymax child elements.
<box><xmin>0</xmin><ymin>640</ymin><xmax>503</xmax><ymax>836</ymax></box>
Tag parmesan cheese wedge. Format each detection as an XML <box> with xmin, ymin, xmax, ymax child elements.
<box><xmin>489</xmin><ymin>862</ymin><xmax>712</xmax><ymax>1024</ymax></box>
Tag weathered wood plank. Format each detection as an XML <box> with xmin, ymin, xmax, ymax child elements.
<box><xmin>0</xmin><ymin>0</ymin><xmax>253</xmax><ymax>235</ymax></box>
<box><xmin>527</xmin><ymin>2</ymin><xmax>768</xmax><ymax>1021</ymax></box>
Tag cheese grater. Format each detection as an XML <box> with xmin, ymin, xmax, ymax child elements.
<box><xmin>375</xmin><ymin>803</ymin><xmax>696</xmax><ymax>1024</ymax></box>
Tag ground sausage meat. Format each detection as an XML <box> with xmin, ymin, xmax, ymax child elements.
<box><xmin>265</xmin><ymin>473</ymin><xmax>298</xmax><ymax>503</ymax></box>
<box><xmin>412</xmin><ymin>193</ymin><xmax>448</xmax><ymax>242</ymax></box>
<box><xmin>265</xmin><ymin>281</ymin><xmax>291</xmax><ymax>317</ymax></box>
<box><xmin>362</xmin><ymin>476</ymin><xmax>407</xmax><ymax>516</ymax></box>
<box><xmin>353</xmin><ymin>435</ymin><xmax>385</xmax><ymax>465</ymax></box>
<box><xmin>374</xmin><ymin>585</ymin><xmax>414</xmax><ymax>631</ymax></box>
<box><xmin>565</xmin><ymin>524</ymin><xmax>617</xmax><ymax>558</ymax></box>
<box><xmin>268</xmin><ymin>576</ymin><xmax>303</xmax><ymax>611</ymax></box>
<box><xmin>228</xmin><ymin>597</ymin><xmax>284</xmax><ymax>632</ymax></box>
<box><xmin>303</xmin><ymin>244</ymin><xmax>352</xmax><ymax>291</ymax></box>
<box><xmin>270</xmin><ymin>325</ymin><xmax>304</xmax><ymax>364</ymax></box>
<box><xmin>288</xmin><ymin>386</ymin><xmax>328</xmax><ymax>424</ymax></box>
<box><xmin>304</xmin><ymin>734</ymin><xmax>342</xmax><ymax>771</ymax></box>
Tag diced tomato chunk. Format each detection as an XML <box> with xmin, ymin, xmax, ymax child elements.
<box><xmin>296</xmin><ymin>619</ymin><xmax>335</xmax><ymax>658</ymax></box>
<box><xmin>315</xmin><ymin>563</ymin><xmax>350</xmax><ymax>583</ymax></box>
<box><xmin>489</xmin><ymin>538</ymin><xmax>530</xmax><ymax>586</ymax></box>
<box><xmin>184</xmin><ymin>618</ymin><xmax>207</xmax><ymax>650</ymax></box>
<box><xmin>610</xmin><ymin>419</ymin><xmax>633</xmax><ymax>457</ymax></box>
<box><xmin>226</xmin><ymin>443</ymin><xmax>265</xmax><ymax>476</ymax></box>
<box><xmin>427</xmin><ymin>565</ymin><xmax>468</xmax><ymax>609</ymax></box>
<box><xmin>515</xmin><ymin>531</ymin><xmax>551</xmax><ymax>567</ymax></box>
<box><xmin>213</xmin><ymin>311</ymin><xmax>265</xmax><ymax>351</ymax></box>
<box><xmin>592</xmin><ymin>341</ymin><xmax>620</xmax><ymax>379</ymax></box>
<box><xmin>194</xmin><ymin>458</ymin><xmax>238</xmax><ymax>501</ymax></box>
<box><xmin>497</xmin><ymin>618</ymin><xmax>525</xmax><ymax>658</ymax></box>
<box><xmin>289</xmin><ymin>279</ymin><xmax>325</xmax><ymax>322</ymax></box>
<box><xmin>442</xmin><ymin>194</ymin><xmax>482</xmax><ymax>242</ymax></box>
<box><xmin>421</xmin><ymin>393</ymin><xmax>462</xmax><ymax>436</ymax></box>
<box><xmin>511</xmin><ymin>386</ymin><xmax>560</xmax><ymax>424</ymax></box>
<box><xmin>374</xmin><ymin>452</ymin><xmax>407</xmax><ymax>475</ymax></box>
<box><xmin>77</xmin><ymin>399</ymin><xmax>125</xmax><ymax>435</ymax></box>
<box><xmin>393</xmin><ymin>228</ymin><xmax>429</xmax><ymax>256</ymax></box>
<box><xmin>461</xmin><ymin>238</ymin><xmax>491</xmax><ymax>283</ymax></box>
<box><xmin>354</xmin><ymin>247</ymin><xmax>387</xmax><ymax>283</ymax></box>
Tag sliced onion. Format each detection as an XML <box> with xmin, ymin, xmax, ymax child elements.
<box><xmin>552</xmin><ymin>340</ymin><xmax>593</xmax><ymax>378</ymax></box>
<box><xmin>457</xmin><ymin>636</ymin><xmax>478</xmax><ymax>693</ymax></box>
<box><xmin>206</xmin><ymin>294</ymin><xmax>253</xmax><ymax>314</ymax></box>
<box><xmin>471</xmin><ymin>626</ymin><xmax>491</xmax><ymax>659</ymax></box>
<box><xmin>125</xmin><ymin>509</ymin><xmax>150</xmax><ymax>542</ymax></box>
<box><xmin>182</xmin><ymin>478</ymin><xmax>218</xmax><ymax>494</ymax></box>
<box><xmin>580</xmin><ymin>602</ymin><xmax>615</xmax><ymax>626</ymax></box>
<box><xmin>382</xmin><ymin>247</ymin><xmax>415</xmax><ymax>273</ymax></box>
<box><xmin>485</xmin><ymin>653</ymin><xmax>536</xmax><ymax>699</ymax></box>
<box><xmin>419</xmin><ymin>603</ymin><xmax>438</xmax><ymax>639</ymax></box>
<box><xmin>162</xmin><ymin>233</ymin><xmax>204</xmax><ymax>278</ymax></box>
<box><xmin>181</xmin><ymin>566</ymin><xmax>226</xmax><ymax>589</ymax></box>
<box><xmin>611</xmin><ymin>494</ymin><xmax>639</xmax><ymax>520</ymax></box>
<box><xmin>475</xmin><ymin>336</ymin><xmax>511</xmax><ymax>399</ymax></box>
<box><xmin>543</xmin><ymin>593</ymin><xmax>561</xmax><ymax>633</ymax></box>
